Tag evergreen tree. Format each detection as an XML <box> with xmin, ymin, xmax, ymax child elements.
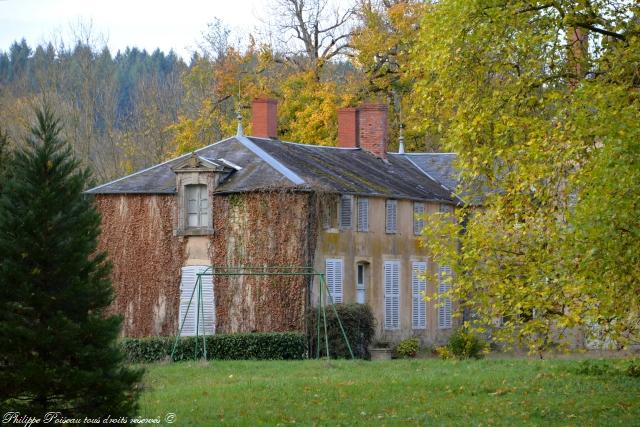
<box><xmin>0</xmin><ymin>107</ymin><xmax>142</xmax><ymax>418</ymax></box>
<box><xmin>0</xmin><ymin>126</ymin><xmax>9</xmax><ymax>193</ymax></box>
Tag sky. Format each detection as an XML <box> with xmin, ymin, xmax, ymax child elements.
<box><xmin>0</xmin><ymin>0</ymin><xmax>269</xmax><ymax>59</ymax></box>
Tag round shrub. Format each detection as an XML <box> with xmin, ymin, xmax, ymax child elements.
<box><xmin>395</xmin><ymin>338</ymin><xmax>419</xmax><ymax>358</ymax></box>
<box><xmin>446</xmin><ymin>327</ymin><xmax>487</xmax><ymax>360</ymax></box>
<box><xmin>626</xmin><ymin>361</ymin><xmax>640</xmax><ymax>378</ymax></box>
<box><xmin>306</xmin><ymin>303</ymin><xmax>376</xmax><ymax>359</ymax></box>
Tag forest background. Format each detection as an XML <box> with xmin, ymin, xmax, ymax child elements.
<box><xmin>0</xmin><ymin>0</ymin><xmax>421</xmax><ymax>183</ymax></box>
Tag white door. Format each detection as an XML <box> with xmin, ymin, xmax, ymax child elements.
<box><xmin>179</xmin><ymin>266</ymin><xmax>215</xmax><ymax>336</ymax></box>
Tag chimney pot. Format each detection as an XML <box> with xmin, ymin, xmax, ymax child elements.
<box><xmin>252</xmin><ymin>98</ymin><xmax>278</xmax><ymax>139</ymax></box>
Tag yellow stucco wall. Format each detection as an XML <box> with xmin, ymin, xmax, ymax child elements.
<box><xmin>313</xmin><ymin>197</ymin><xmax>460</xmax><ymax>346</ymax></box>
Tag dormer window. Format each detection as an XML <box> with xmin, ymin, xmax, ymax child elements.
<box><xmin>186</xmin><ymin>184</ymin><xmax>208</xmax><ymax>228</ymax></box>
<box><xmin>171</xmin><ymin>153</ymin><xmax>241</xmax><ymax>236</ymax></box>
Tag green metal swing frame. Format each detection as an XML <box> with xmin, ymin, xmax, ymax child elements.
<box><xmin>170</xmin><ymin>266</ymin><xmax>354</xmax><ymax>361</ymax></box>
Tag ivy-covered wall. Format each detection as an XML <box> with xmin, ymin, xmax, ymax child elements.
<box><xmin>95</xmin><ymin>194</ymin><xmax>186</xmax><ymax>337</ymax></box>
<box><xmin>210</xmin><ymin>191</ymin><xmax>317</xmax><ymax>334</ymax></box>
<box><xmin>95</xmin><ymin>191</ymin><xmax>317</xmax><ymax>337</ymax></box>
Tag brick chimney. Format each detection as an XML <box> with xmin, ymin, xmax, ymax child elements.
<box><xmin>357</xmin><ymin>104</ymin><xmax>388</xmax><ymax>159</ymax></box>
<box><xmin>337</xmin><ymin>107</ymin><xmax>359</xmax><ymax>148</ymax></box>
<box><xmin>252</xmin><ymin>98</ymin><xmax>278</xmax><ymax>139</ymax></box>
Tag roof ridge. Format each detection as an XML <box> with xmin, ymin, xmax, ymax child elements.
<box><xmin>399</xmin><ymin>152</ymin><xmax>457</xmax><ymax>155</ymax></box>
<box><xmin>250</xmin><ymin>136</ymin><xmax>360</xmax><ymax>150</ymax></box>
<box><xmin>236</xmin><ymin>136</ymin><xmax>305</xmax><ymax>185</ymax></box>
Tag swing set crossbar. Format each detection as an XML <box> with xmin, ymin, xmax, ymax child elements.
<box><xmin>170</xmin><ymin>265</ymin><xmax>355</xmax><ymax>361</ymax></box>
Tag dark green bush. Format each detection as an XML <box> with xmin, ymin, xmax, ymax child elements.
<box><xmin>446</xmin><ymin>327</ymin><xmax>487</xmax><ymax>360</ymax></box>
<box><xmin>395</xmin><ymin>338</ymin><xmax>420</xmax><ymax>358</ymax></box>
<box><xmin>121</xmin><ymin>332</ymin><xmax>305</xmax><ymax>363</ymax></box>
<box><xmin>626</xmin><ymin>361</ymin><xmax>640</xmax><ymax>378</ymax></box>
<box><xmin>306</xmin><ymin>303</ymin><xmax>376</xmax><ymax>359</ymax></box>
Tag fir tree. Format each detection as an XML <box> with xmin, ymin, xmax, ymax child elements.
<box><xmin>0</xmin><ymin>107</ymin><xmax>142</xmax><ymax>418</ymax></box>
<box><xmin>0</xmin><ymin>126</ymin><xmax>9</xmax><ymax>193</ymax></box>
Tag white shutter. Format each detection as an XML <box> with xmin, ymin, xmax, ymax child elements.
<box><xmin>325</xmin><ymin>258</ymin><xmax>343</xmax><ymax>304</ymax></box>
<box><xmin>385</xmin><ymin>199</ymin><xmax>397</xmax><ymax>233</ymax></box>
<box><xmin>413</xmin><ymin>202</ymin><xmax>425</xmax><ymax>235</ymax></box>
<box><xmin>179</xmin><ymin>266</ymin><xmax>215</xmax><ymax>336</ymax></box>
<box><xmin>384</xmin><ymin>261</ymin><xmax>400</xmax><ymax>330</ymax></box>
<box><xmin>357</xmin><ymin>197</ymin><xmax>369</xmax><ymax>232</ymax></box>
<box><xmin>412</xmin><ymin>262</ymin><xmax>427</xmax><ymax>329</ymax></box>
<box><xmin>339</xmin><ymin>195</ymin><xmax>353</xmax><ymax>229</ymax></box>
<box><xmin>438</xmin><ymin>265</ymin><xmax>452</xmax><ymax>329</ymax></box>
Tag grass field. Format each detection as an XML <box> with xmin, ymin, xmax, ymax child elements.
<box><xmin>138</xmin><ymin>358</ymin><xmax>640</xmax><ymax>426</ymax></box>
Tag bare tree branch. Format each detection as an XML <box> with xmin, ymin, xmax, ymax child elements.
<box><xmin>266</xmin><ymin>0</ymin><xmax>356</xmax><ymax>78</ymax></box>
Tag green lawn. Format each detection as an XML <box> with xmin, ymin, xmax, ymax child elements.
<box><xmin>138</xmin><ymin>358</ymin><xmax>640</xmax><ymax>426</ymax></box>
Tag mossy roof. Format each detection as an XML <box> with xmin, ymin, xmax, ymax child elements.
<box><xmin>86</xmin><ymin>136</ymin><xmax>460</xmax><ymax>204</ymax></box>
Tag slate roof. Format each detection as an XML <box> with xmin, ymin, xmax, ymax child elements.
<box><xmin>86</xmin><ymin>135</ymin><xmax>461</xmax><ymax>204</ymax></box>
<box><xmin>402</xmin><ymin>153</ymin><xmax>458</xmax><ymax>192</ymax></box>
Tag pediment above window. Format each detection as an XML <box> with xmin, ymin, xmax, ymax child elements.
<box><xmin>171</xmin><ymin>153</ymin><xmax>241</xmax><ymax>174</ymax></box>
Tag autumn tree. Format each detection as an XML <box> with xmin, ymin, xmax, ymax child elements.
<box><xmin>413</xmin><ymin>0</ymin><xmax>640</xmax><ymax>353</ymax></box>
<box><xmin>169</xmin><ymin>20</ymin><xmax>280</xmax><ymax>155</ymax></box>
<box><xmin>352</xmin><ymin>0</ymin><xmax>431</xmax><ymax>151</ymax></box>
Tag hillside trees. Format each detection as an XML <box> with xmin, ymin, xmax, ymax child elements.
<box><xmin>0</xmin><ymin>36</ymin><xmax>187</xmax><ymax>181</ymax></box>
<box><xmin>413</xmin><ymin>0</ymin><xmax>640</xmax><ymax>353</ymax></box>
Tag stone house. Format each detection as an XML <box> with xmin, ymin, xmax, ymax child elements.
<box><xmin>87</xmin><ymin>98</ymin><xmax>461</xmax><ymax>345</ymax></box>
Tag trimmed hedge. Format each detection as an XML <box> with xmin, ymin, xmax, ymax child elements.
<box><xmin>121</xmin><ymin>332</ymin><xmax>305</xmax><ymax>363</ymax></box>
<box><xmin>306</xmin><ymin>303</ymin><xmax>376</xmax><ymax>359</ymax></box>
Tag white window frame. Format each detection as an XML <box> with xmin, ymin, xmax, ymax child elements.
<box><xmin>383</xmin><ymin>260</ymin><xmax>400</xmax><ymax>330</ymax></box>
<box><xmin>339</xmin><ymin>195</ymin><xmax>353</xmax><ymax>230</ymax></box>
<box><xmin>438</xmin><ymin>265</ymin><xmax>453</xmax><ymax>329</ymax></box>
<box><xmin>414</xmin><ymin>202</ymin><xmax>425</xmax><ymax>235</ymax></box>
<box><xmin>356</xmin><ymin>197</ymin><xmax>369</xmax><ymax>232</ymax></box>
<box><xmin>412</xmin><ymin>261</ymin><xmax>427</xmax><ymax>329</ymax></box>
<box><xmin>385</xmin><ymin>199</ymin><xmax>397</xmax><ymax>234</ymax></box>
<box><xmin>185</xmin><ymin>184</ymin><xmax>208</xmax><ymax>228</ymax></box>
<box><xmin>356</xmin><ymin>263</ymin><xmax>366</xmax><ymax>304</ymax></box>
<box><xmin>325</xmin><ymin>258</ymin><xmax>344</xmax><ymax>304</ymax></box>
<box><xmin>179</xmin><ymin>265</ymin><xmax>216</xmax><ymax>336</ymax></box>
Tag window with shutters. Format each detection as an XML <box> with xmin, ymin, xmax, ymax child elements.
<box><xmin>325</xmin><ymin>258</ymin><xmax>343</xmax><ymax>304</ymax></box>
<box><xmin>439</xmin><ymin>203</ymin><xmax>454</xmax><ymax>215</ymax></box>
<box><xmin>357</xmin><ymin>197</ymin><xmax>369</xmax><ymax>232</ymax></box>
<box><xmin>412</xmin><ymin>262</ymin><xmax>427</xmax><ymax>329</ymax></box>
<box><xmin>385</xmin><ymin>199</ymin><xmax>397</xmax><ymax>233</ymax></box>
<box><xmin>438</xmin><ymin>265</ymin><xmax>453</xmax><ymax>329</ymax></box>
<box><xmin>185</xmin><ymin>184</ymin><xmax>208</xmax><ymax>228</ymax></box>
<box><xmin>179</xmin><ymin>265</ymin><xmax>215</xmax><ymax>336</ymax></box>
<box><xmin>356</xmin><ymin>262</ymin><xmax>368</xmax><ymax>304</ymax></box>
<box><xmin>339</xmin><ymin>195</ymin><xmax>353</xmax><ymax>230</ymax></box>
<box><xmin>322</xmin><ymin>197</ymin><xmax>337</xmax><ymax>229</ymax></box>
<box><xmin>413</xmin><ymin>202</ymin><xmax>425</xmax><ymax>235</ymax></box>
<box><xmin>383</xmin><ymin>260</ymin><xmax>400</xmax><ymax>330</ymax></box>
